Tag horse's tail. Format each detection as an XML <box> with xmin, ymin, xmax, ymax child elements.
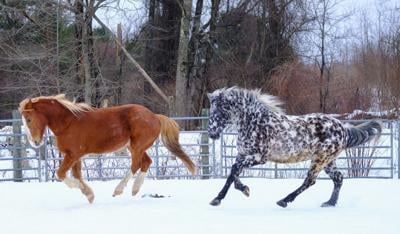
<box><xmin>345</xmin><ymin>121</ymin><xmax>382</xmax><ymax>148</ymax></box>
<box><xmin>156</xmin><ymin>114</ymin><xmax>196</xmax><ymax>175</ymax></box>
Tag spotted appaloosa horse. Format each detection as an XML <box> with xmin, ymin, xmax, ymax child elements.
<box><xmin>19</xmin><ymin>94</ymin><xmax>196</xmax><ymax>203</ymax></box>
<box><xmin>207</xmin><ymin>87</ymin><xmax>381</xmax><ymax>208</ymax></box>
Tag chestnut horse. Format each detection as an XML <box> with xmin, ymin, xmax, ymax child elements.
<box><xmin>19</xmin><ymin>94</ymin><xmax>196</xmax><ymax>203</ymax></box>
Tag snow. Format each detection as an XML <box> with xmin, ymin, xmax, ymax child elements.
<box><xmin>0</xmin><ymin>178</ymin><xmax>399</xmax><ymax>234</ymax></box>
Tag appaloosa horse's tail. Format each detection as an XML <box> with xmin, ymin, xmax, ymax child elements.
<box><xmin>345</xmin><ymin>121</ymin><xmax>382</xmax><ymax>148</ymax></box>
<box><xmin>156</xmin><ymin>114</ymin><xmax>196</xmax><ymax>175</ymax></box>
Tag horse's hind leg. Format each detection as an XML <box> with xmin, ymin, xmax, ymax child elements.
<box><xmin>277</xmin><ymin>161</ymin><xmax>323</xmax><ymax>208</ymax></box>
<box><xmin>113</xmin><ymin>144</ymin><xmax>152</xmax><ymax>197</ymax></box>
<box><xmin>321</xmin><ymin>161</ymin><xmax>343</xmax><ymax>207</ymax></box>
<box><xmin>113</xmin><ymin>170</ymin><xmax>133</xmax><ymax>197</ymax></box>
<box><xmin>132</xmin><ymin>152</ymin><xmax>152</xmax><ymax>196</ymax></box>
<box><xmin>71</xmin><ymin>160</ymin><xmax>95</xmax><ymax>203</ymax></box>
<box><xmin>113</xmin><ymin>146</ymin><xmax>137</xmax><ymax>197</ymax></box>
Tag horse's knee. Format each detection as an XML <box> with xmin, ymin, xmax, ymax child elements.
<box><xmin>234</xmin><ymin>181</ymin><xmax>250</xmax><ymax>197</ymax></box>
<box><xmin>234</xmin><ymin>180</ymin><xmax>242</xmax><ymax>190</ymax></box>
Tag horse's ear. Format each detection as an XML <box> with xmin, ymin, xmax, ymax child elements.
<box><xmin>207</xmin><ymin>93</ymin><xmax>211</xmax><ymax>100</ymax></box>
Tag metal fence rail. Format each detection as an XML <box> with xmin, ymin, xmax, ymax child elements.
<box><xmin>0</xmin><ymin>116</ymin><xmax>399</xmax><ymax>182</ymax></box>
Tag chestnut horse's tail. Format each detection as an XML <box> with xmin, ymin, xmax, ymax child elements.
<box><xmin>156</xmin><ymin>114</ymin><xmax>196</xmax><ymax>175</ymax></box>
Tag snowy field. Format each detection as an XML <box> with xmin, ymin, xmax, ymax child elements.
<box><xmin>0</xmin><ymin>178</ymin><xmax>399</xmax><ymax>234</ymax></box>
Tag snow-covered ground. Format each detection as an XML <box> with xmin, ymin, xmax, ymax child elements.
<box><xmin>0</xmin><ymin>178</ymin><xmax>399</xmax><ymax>234</ymax></box>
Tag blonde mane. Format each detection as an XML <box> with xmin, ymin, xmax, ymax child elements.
<box><xmin>20</xmin><ymin>94</ymin><xmax>93</xmax><ymax>117</ymax></box>
<box><xmin>257</xmin><ymin>91</ymin><xmax>285</xmax><ymax>114</ymax></box>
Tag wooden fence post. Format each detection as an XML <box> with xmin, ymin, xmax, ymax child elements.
<box><xmin>201</xmin><ymin>109</ymin><xmax>210</xmax><ymax>179</ymax></box>
<box><xmin>12</xmin><ymin>110</ymin><xmax>23</xmax><ymax>182</ymax></box>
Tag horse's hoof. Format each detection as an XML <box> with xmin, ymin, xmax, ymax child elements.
<box><xmin>210</xmin><ymin>198</ymin><xmax>221</xmax><ymax>206</ymax></box>
<box><xmin>132</xmin><ymin>189</ymin><xmax>139</xmax><ymax>196</ymax></box>
<box><xmin>87</xmin><ymin>194</ymin><xmax>95</xmax><ymax>204</ymax></box>
<box><xmin>243</xmin><ymin>186</ymin><xmax>250</xmax><ymax>197</ymax></box>
<box><xmin>276</xmin><ymin>200</ymin><xmax>287</xmax><ymax>208</ymax></box>
<box><xmin>113</xmin><ymin>189</ymin><xmax>123</xmax><ymax>197</ymax></box>
<box><xmin>321</xmin><ymin>201</ymin><xmax>336</xmax><ymax>207</ymax></box>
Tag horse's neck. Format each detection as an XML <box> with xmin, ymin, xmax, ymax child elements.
<box><xmin>38</xmin><ymin>101</ymin><xmax>74</xmax><ymax>135</ymax></box>
<box><xmin>235</xmin><ymin>99</ymin><xmax>266</xmax><ymax>117</ymax></box>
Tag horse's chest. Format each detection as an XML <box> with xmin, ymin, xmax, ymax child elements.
<box><xmin>236</xmin><ymin>129</ymin><xmax>268</xmax><ymax>154</ymax></box>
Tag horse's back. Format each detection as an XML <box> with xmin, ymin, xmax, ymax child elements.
<box><xmin>250</xmin><ymin>113</ymin><xmax>346</xmax><ymax>164</ymax></box>
<box><xmin>274</xmin><ymin>113</ymin><xmax>346</xmax><ymax>161</ymax></box>
<box><xmin>58</xmin><ymin>104</ymin><xmax>161</xmax><ymax>154</ymax></box>
<box><xmin>88</xmin><ymin>104</ymin><xmax>161</xmax><ymax>136</ymax></box>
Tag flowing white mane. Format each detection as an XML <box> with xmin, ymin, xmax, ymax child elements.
<box><xmin>212</xmin><ymin>87</ymin><xmax>285</xmax><ymax>113</ymax></box>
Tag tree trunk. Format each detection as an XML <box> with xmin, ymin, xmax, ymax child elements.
<box><xmin>82</xmin><ymin>19</ymin><xmax>92</xmax><ymax>105</ymax></box>
<box><xmin>319</xmin><ymin>0</ymin><xmax>327</xmax><ymax>113</ymax></box>
<box><xmin>144</xmin><ymin>0</ymin><xmax>156</xmax><ymax>94</ymax></box>
<box><xmin>74</xmin><ymin>0</ymin><xmax>84</xmax><ymax>96</ymax></box>
<box><xmin>186</xmin><ymin>0</ymin><xmax>204</xmax><ymax>116</ymax></box>
<box><xmin>116</xmin><ymin>23</ymin><xmax>123</xmax><ymax>104</ymax></box>
<box><xmin>174</xmin><ymin>0</ymin><xmax>192</xmax><ymax>117</ymax></box>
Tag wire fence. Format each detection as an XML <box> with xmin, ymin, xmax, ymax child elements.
<box><xmin>0</xmin><ymin>116</ymin><xmax>399</xmax><ymax>182</ymax></box>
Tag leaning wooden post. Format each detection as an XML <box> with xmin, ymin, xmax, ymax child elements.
<box><xmin>201</xmin><ymin>109</ymin><xmax>210</xmax><ymax>179</ymax></box>
<box><xmin>92</xmin><ymin>14</ymin><xmax>170</xmax><ymax>106</ymax></box>
<box><xmin>12</xmin><ymin>110</ymin><xmax>23</xmax><ymax>182</ymax></box>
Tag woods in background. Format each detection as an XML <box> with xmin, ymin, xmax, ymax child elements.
<box><xmin>0</xmin><ymin>0</ymin><xmax>399</xmax><ymax>119</ymax></box>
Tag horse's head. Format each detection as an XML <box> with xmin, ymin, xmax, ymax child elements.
<box><xmin>18</xmin><ymin>98</ymin><xmax>48</xmax><ymax>148</ymax></box>
<box><xmin>207</xmin><ymin>90</ymin><xmax>232</xmax><ymax>139</ymax></box>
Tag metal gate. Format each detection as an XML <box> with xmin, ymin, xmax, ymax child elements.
<box><xmin>0</xmin><ymin>117</ymin><xmax>399</xmax><ymax>181</ymax></box>
<box><xmin>0</xmin><ymin>118</ymin><xmax>42</xmax><ymax>182</ymax></box>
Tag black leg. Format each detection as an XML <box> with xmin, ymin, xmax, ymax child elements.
<box><xmin>210</xmin><ymin>155</ymin><xmax>259</xmax><ymax>206</ymax></box>
<box><xmin>277</xmin><ymin>163</ymin><xmax>321</xmax><ymax>208</ymax></box>
<box><xmin>321</xmin><ymin>161</ymin><xmax>343</xmax><ymax>207</ymax></box>
<box><xmin>233</xmin><ymin>160</ymin><xmax>261</xmax><ymax>197</ymax></box>
<box><xmin>210</xmin><ymin>163</ymin><xmax>242</xmax><ymax>206</ymax></box>
<box><xmin>234</xmin><ymin>178</ymin><xmax>250</xmax><ymax>197</ymax></box>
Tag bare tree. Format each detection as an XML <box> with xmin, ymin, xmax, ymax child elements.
<box><xmin>310</xmin><ymin>0</ymin><xmax>349</xmax><ymax>113</ymax></box>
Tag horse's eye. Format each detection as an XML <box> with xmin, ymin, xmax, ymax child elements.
<box><xmin>27</xmin><ymin>118</ymin><xmax>31</xmax><ymax>123</ymax></box>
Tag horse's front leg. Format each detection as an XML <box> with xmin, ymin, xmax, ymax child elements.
<box><xmin>210</xmin><ymin>155</ymin><xmax>257</xmax><ymax>206</ymax></box>
<box><xmin>233</xmin><ymin>155</ymin><xmax>262</xmax><ymax>197</ymax></box>
<box><xmin>71</xmin><ymin>160</ymin><xmax>95</xmax><ymax>203</ymax></box>
<box><xmin>56</xmin><ymin>153</ymin><xmax>78</xmax><ymax>186</ymax></box>
<box><xmin>209</xmin><ymin>164</ymin><xmax>239</xmax><ymax>206</ymax></box>
<box><xmin>57</xmin><ymin>154</ymin><xmax>95</xmax><ymax>202</ymax></box>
